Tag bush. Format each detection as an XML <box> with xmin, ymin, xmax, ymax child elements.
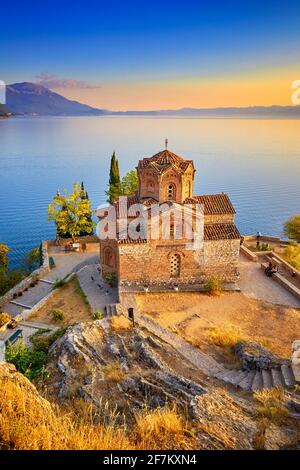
<box><xmin>253</xmin><ymin>388</ymin><xmax>290</xmax><ymax>424</ymax></box>
<box><xmin>5</xmin><ymin>341</ymin><xmax>47</xmax><ymax>381</ymax></box>
<box><xmin>52</xmin><ymin>309</ymin><xmax>64</xmax><ymax>322</ymax></box>
<box><xmin>104</xmin><ymin>272</ymin><xmax>118</xmax><ymax>287</ymax></box>
<box><xmin>93</xmin><ymin>311</ymin><xmax>103</xmax><ymax>320</ymax></box>
<box><xmin>30</xmin><ymin>327</ymin><xmax>67</xmax><ymax>352</ymax></box>
<box><xmin>52</xmin><ymin>279</ymin><xmax>66</xmax><ymax>290</ymax></box>
<box><xmin>284</xmin><ymin>214</ymin><xmax>300</xmax><ymax>242</ymax></box>
<box><xmin>207</xmin><ymin>326</ymin><xmax>246</xmax><ymax>348</ymax></box>
<box><xmin>103</xmin><ymin>361</ymin><xmax>125</xmax><ymax>382</ymax></box>
<box><xmin>0</xmin><ymin>312</ymin><xmax>11</xmax><ymax>327</ymax></box>
<box><xmin>204</xmin><ymin>277</ymin><xmax>222</xmax><ymax>293</ymax></box>
<box><xmin>283</xmin><ymin>245</ymin><xmax>300</xmax><ymax>271</ymax></box>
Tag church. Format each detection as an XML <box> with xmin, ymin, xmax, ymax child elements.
<box><xmin>97</xmin><ymin>145</ymin><xmax>241</xmax><ymax>293</ymax></box>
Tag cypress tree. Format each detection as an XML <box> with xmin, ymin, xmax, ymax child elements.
<box><xmin>106</xmin><ymin>151</ymin><xmax>121</xmax><ymax>203</ymax></box>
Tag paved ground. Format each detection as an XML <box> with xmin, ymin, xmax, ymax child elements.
<box><xmin>3</xmin><ymin>252</ymin><xmax>100</xmax><ymax>318</ymax></box>
<box><xmin>238</xmin><ymin>253</ymin><xmax>300</xmax><ymax>308</ymax></box>
<box><xmin>77</xmin><ymin>264</ymin><xmax>118</xmax><ymax>313</ymax></box>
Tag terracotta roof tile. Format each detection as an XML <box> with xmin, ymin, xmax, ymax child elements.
<box><xmin>204</xmin><ymin>224</ymin><xmax>241</xmax><ymax>241</ymax></box>
<box><xmin>138</xmin><ymin>149</ymin><xmax>193</xmax><ymax>174</ymax></box>
<box><xmin>184</xmin><ymin>193</ymin><xmax>236</xmax><ymax>215</ymax></box>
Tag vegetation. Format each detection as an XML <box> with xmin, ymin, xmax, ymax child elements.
<box><xmin>106</xmin><ymin>152</ymin><xmax>138</xmax><ymax>203</ymax></box>
<box><xmin>0</xmin><ymin>243</ymin><xmax>9</xmax><ymax>268</ymax></box>
<box><xmin>74</xmin><ymin>276</ymin><xmax>90</xmax><ymax>306</ymax></box>
<box><xmin>284</xmin><ymin>214</ymin><xmax>300</xmax><ymax>242</ymax></box>
<box><xmin>204</xmin><ymin>277</ymin><xmax>223</xmax><ymax>293</ymax></box>
<box><xmin>0</xmin><ymin>242</ymin><xmax>25</xmax><ymax>296</ymax></box>
<box><xmin>52</xmin><ymin>309</ymin><xmax>65</xmax><ymax>322</ymax></box>
<box><xmin>110</xmin><ymin>315</ymin><xmax>132</xmax><ymax>331</ymax></box>
<box><xmin>120</xmin><ymin>169</ymin><xmax>138</xmax><ymax>196</ymax></box>
<box><xmin>24</xmin><ymin>246</ymin><xmax>42</xmax><ymax>272</ymax></box>
<box><xmin>5</xmin><ymin>328</ymin><xmax>67</xmax><ymax>379</ymax></box>
<box><xmin>5</xmin><ymin>342</ymin><xmax>47</xmax><ymax>381</ymax></box>
<box><xmin>48</xmin><ymin>183</ymin><xmax>95</xmax><ymax>241</ymax></box>
<box><xmin>30</xmin><ymin>328</ymin><xmax>67</xmax><ymax>353</ymax></box>
<box><xmin>52</xmin><ymin>279</ymin><xmax>66</xmax><ymax>290</ymax></box>
<box><xmin>283</xmin><ymin>245</ymin><xmax>300</xmax><ymax>270</ymax></box>
<box><xmin>207</xmin><ymin>326</ymin><xmax>246</xmax><ymax>348</ymax></box>
<box><xmin>104</xmin><ymin>271</ymin><xmax>118</xmax><ymax>287</ymax></box>
<box><xmin>106</xmin><ymin>151</ymin><xmax>121</xmax><ymax>203</ymax></box>
<box><xmin>254</xmin><ymin>388</ymin><xmax>291</xmax><ymax>425</ymax></box>
<box><xmin>0</xmin><ymin>376</ymin><xmax>194</xmax><ymax>450</ymax></box>
<box><xmin>93</xmin><ymin>311</ymin><xmax>103</xmax><ymax>320</ymax></box>
<box><xmin>0</xmin><ymin>312</ymin><xmax>11</xmax><ymax>327</ymax></box>
<box><xmin>103</xmin><ymin>361</ymin><xmax>125</xmax><ymax>382</ymax></box>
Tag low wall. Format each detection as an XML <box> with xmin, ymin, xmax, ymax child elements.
<box><xmin>240</xmin><ymin>245</ymin><xmax>258</xmax><ymax>262</ymax></box>
<box><xmin>244</xmin><ymin>234</ymin><xmax>296</xmax><ymax>245</ymax></box>
<box><xmin>261</xmin><ymin>262</ymin><xmax>300</xmax><ymax>301</ymax></box>
<box><xmin>20</xmin><ymin>272</ymin><xmax>76</xmax><ymax>321</ymax></box>
<box><xmin>270</xmin><ymin>253</ymin><xmax>300</xmax><ymax>282</ymax></box>
<box><xmin>0</xmin><ymin>241</ymin><xmax>50</xmax><ymax>310</ymax></box>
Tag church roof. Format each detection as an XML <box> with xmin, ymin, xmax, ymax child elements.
<box><xmin>204</xmin><ymin>223</ymin><xmax>241</xmax><ymax>240</ymax></box>
<box><xmin>138</xmin><ymin>149</ymin><xmax>193</xmax><ymax>174</ymax></box>
<box><xmin>184</xmin><ymin>193</ymin><xmax>236</xmax><ymax>215</ymax></box>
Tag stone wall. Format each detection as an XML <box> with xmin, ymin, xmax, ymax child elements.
<box><xmin>118</xmin><ymin>238</ymin><xmax>240</xmax><ymax>289</ymax></box>
<box><xmin>0</xmin><ymin>241</ymin><xmax>50</xmax><ymax>310</ymax></box>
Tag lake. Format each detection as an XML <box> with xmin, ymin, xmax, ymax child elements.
<box><xmin>0</xmin><ymin>116</ymin><xmax>299</xmax><ymax>269</ymax></box>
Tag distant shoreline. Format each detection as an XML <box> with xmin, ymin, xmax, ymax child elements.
<box><xmin>4</xmin><ymin>114</ymin><xmax>300</xmax><ymax>120</ymax></box>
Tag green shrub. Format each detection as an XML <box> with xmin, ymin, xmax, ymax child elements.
<box><xmin>30</xmin><ymin>327</ymin><xmax>67</xmax><ymax>352</ymax></box>
<box><xmin>104</xmin><ymin>272</ymin><xmax>118</xmax><ymax>287</ymax></box>
<box><xmin>5</xmin><ymin>341</ymin><xmax>47</xmax><ymax>381</ymax></box>
<box><xmin>52</xmin><ymin>309</ymin><xmax>65</xmax><ymax>321</ymax></box>
<box><xmin>93</xmin><ymin>311</ymin><xmax>103</xmax><ymax>320</ymax></box>
<box><xmin>204</xmin><ymin>277</ymin><xmax>223</xmax><ymax>293</ymax></box>
<box><xmin>52</xmin><ymin>279</ymin><xmax>66</xmax><ymax>290</ymax></box>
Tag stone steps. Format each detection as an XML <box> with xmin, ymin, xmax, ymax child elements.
<box><xmin>216</xmin><ymin>364</ymin><xmax>298</xmax><ymax>393</ymax></box>
<box><xmin>105</xmin><ymin>304</ymin><xmax>118</xmax><ymax>317</ymax></box>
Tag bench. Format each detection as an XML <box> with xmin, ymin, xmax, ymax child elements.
<box><xmin>5</xmin><ymin>329</ymin><xmax>23</xmax><ymax>346</ymax></box>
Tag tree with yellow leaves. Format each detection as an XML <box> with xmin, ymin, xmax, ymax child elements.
<box><xmin>48</xmin><ymin>183</ymin><xmax>95</xmax><ymax>242</ymax></box>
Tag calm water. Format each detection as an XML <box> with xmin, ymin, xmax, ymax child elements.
<box><xmin>0</xmin><ymin>116</ymin><xmax>299</xmax><ymax>268</ymax></box>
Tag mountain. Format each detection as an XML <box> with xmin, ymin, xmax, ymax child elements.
<box><xmin>0</xmin><ymin>103</ymin><xmax>11</xmax><ymax>117</ymax></box>
<box><xmin>113</xmin><ymin>105</ymin><xmax>300</xmax><ymax>118</ymax></box>
<box><xmin>5</xmin><ymin>82</ymin><xmax>300</xmax><ymax>118</ymax></box>
<box><xmin>7</xmin><ymin>82</ymin><xmax>107</xmax><ymax>116</ymax></box>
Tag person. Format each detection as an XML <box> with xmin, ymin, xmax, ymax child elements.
<box><xmin>256</xmin><ymin>231</ymin><xmax>261</xmax><ymax>249</ymax></box>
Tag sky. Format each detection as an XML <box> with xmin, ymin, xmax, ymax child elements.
<box><xmin>0</xmin><ymin>0</ymin><xmax>300</xmax><ymax>110</ymax></box>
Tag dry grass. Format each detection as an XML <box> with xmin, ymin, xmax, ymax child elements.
<box><xmin>110</xmin><ymin>315</ymin><xmax>132</xmax><ymax>331</ymax></box>
<box><xmin>206</xmin><ymin>325</ymin><xmax>246</xmax><ymax>348</ymax></box>
<box><xmin>0</xmin><ymin>378</ymin><xmax>130</xmax><ymax>450</ymax></box>
<box><xmin>0</xmin><ymin>367</ymin><xmax>195</xmax><ymax>450</ymax></box>
<box><xmin>133</xmin><ymin>406</ymin><xmax>195</xmax><ymax>450</ymax></box>
<box><xmin>253</xmin><ymin>388</ymin><xmax>291</xmax><ymax>425</ymax></box>
<box><xmin>28</xmin><ymin>278</ymin><xmax>92</xmax><ymax>327</ymax></box>
<box><xmin>103</xmin><ymin>361</ymin><xmax>126</xmax><ymax>382</ymax></box>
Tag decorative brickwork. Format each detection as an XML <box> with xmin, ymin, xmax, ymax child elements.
<box><xmin>98</xmin><ymin>148</ymin><xmax>241</xmax><ymax>291</ymax></box>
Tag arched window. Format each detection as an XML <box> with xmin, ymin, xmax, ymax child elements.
<box><xmin>167</xmin><ymin>183</ymin><xmax>176</xmax><ymax>200</ymax></box>
<box><xmin>104</xmin><ymin>248</ymin><xmax>115</xmax><ymax>267</ymax></box>
<box><xmin>170</xmin><ymin>253</ymin><xmax>180</xmax><ymax>278</ymax></box>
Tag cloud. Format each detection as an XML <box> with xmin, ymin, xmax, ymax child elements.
<box><xmin>35</xmin><ymin>73</ymin><xmax>101</xmax><ymax>89</ymax></box>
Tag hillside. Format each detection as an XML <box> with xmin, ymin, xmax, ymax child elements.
<box><xmin>0</xmin><ymin>103</ymin><xmax>11</xmax><ymax>117</ymax></box>
<box><xmin>2</xmin><ymin>317</ymin><xmax>300</xmax><ymax>450</ymax></box>
<box><xmin>5</xmin><ymin>82</ymin><xmax>300</xmax><ymax>117</ymax></box>
<box><xmin>6</xmin><ymin>82</ymin><xmax>107</xmax><ymax>116</ymax></box>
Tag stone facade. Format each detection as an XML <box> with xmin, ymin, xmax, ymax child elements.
<box><xmin>98</xmin><ymin>148</ymin><xmax>241</xmax><ymax>291</ymax></box>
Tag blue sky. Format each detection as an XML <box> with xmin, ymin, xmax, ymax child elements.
<box><xmin>1</xmin><ymin>0</ymin><xmax>300</xmax><ymax>109</ymax></box>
